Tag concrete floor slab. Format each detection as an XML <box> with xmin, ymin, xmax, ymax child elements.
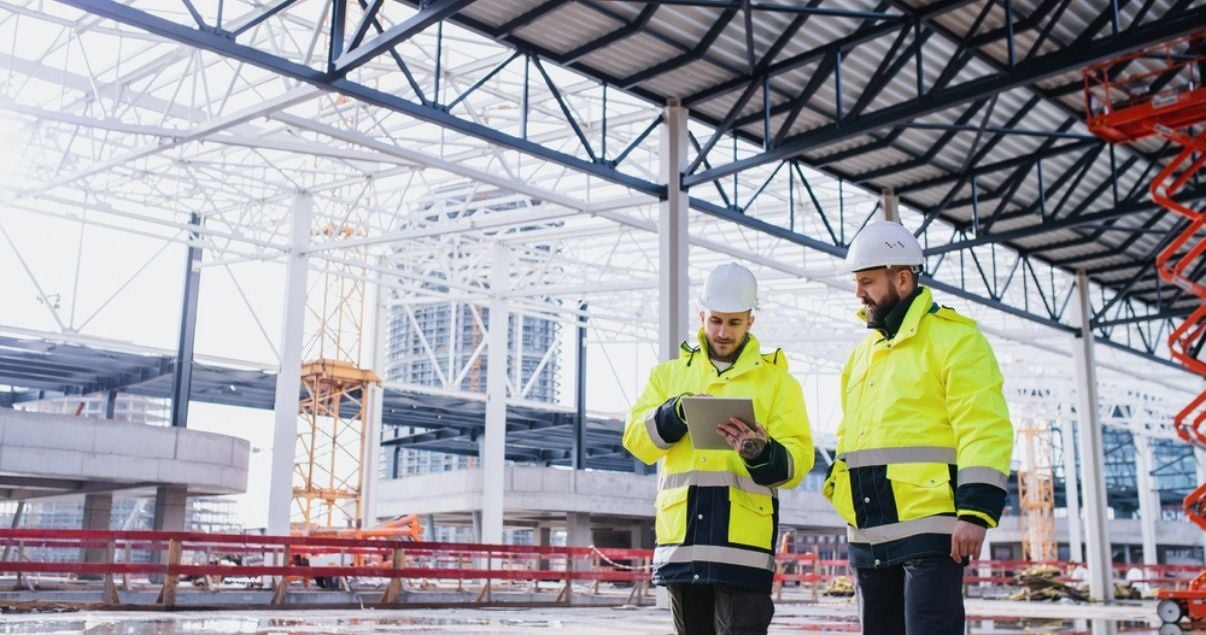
<box><xmin>0</xmin><ymin>598</ymin><xmax>1174</xmax><ymax>634</ymax></box>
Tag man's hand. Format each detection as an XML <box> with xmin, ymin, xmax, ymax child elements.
<box><xmin>717</xmin><ymin>417</ymin><xmax>768</xmax><ymax>461</ymax></box>
<box><xmin>950</xmin><ymin>520</ymin><xmax>986</xmax><ymax>563</ymax></box>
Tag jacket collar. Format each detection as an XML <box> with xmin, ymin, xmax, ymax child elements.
<box><xmin>681</xmin><ymin>329</ymin><xmax>766</xmax><ymax>371</ymax></box>
<box><xmin>877</xmin><ymin>286</ymin><xmax>923</xmax><ymax>340</ymax></box>
<box><xmin>856</xmin><ymin>286</ymin><xmax>934</xmax><ymax>346</ymax></box>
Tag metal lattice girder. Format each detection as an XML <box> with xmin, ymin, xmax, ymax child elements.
<box><xmin>681</xmin><ymin>7</ymin><xmax>1206</xmax><ymax>185</ymax></box>
<box><xmin>21</xmin><ymin>0</ymin><xmax>1201</xmax><ymax>373</ymax></box>
<box><xmin>51</xmin><ymin>0</ymin><xmax>666</xmax><ymax>199</ymax></box>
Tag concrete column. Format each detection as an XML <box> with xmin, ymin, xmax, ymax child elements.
<box><xmin>659</xmin><ymin>100</ymin><xmax>690</xmax><ymax>363</ymax></box>
<box><xmin>1071</xmin><ymin>270</ymin><xmax>1113</xmax><ymax>602</ymax></box>
<box><xmin>152</xmin><ymin>485</ymin><xmax>188</xmax><ymax>531</ymax></box>
<box><xmin>538</xmin><ymin>525</ymin><xmax>552</xmax><ymax>572</ymax></box>
<box><xmin>104</xmin><ymin>390</ymin><xmax>118</xmax><ymax>420</ymax></box>
<box><xmin>567</xmin><ymin>512</ymin><xmax>592</xmax><ymax>572</ymax></box>
<box><xmin>1061</xmin><ymin>416</ymin><xmax>1083</xmax><ymax>562</ymax></box>
<box><xmin>566</xmin><ymin>512</ymin><xmax>591</xmax><ymax>547</ymax></box>
<box><xmin>482</xmin><ymin>242</ymin><xmax>510</xmax><ymax>545</ymax></box>
<box><xmin>267</xmin><ymin>193</ymin><xmax>312</xmax><ymax>537</ymax></box>
<box><xmin>630</xmin><ymin>523</ymin><xmax>645</xmax><ymax>551</ymax></box>
<box><xmin>423</xmin><ymin>514</ymin><xmax>436</xmax><ymax>542</ymax></box>
<box><xmin>1132</xmin><ymin>434</ymin><xmax>1159</xmax><ymax>565</ymax></box>
<box><xmin>471</xmin><ymin>510</ymin><xmax>483</xmax><ymax>543</ymax></box>
<box><xmin>80</xmin><ymin>493</ymin><xmax>114</xmax><ymax>575</ymax></box>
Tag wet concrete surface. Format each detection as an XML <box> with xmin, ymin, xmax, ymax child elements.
<box><xmin>0</xmin><ymin>599</ymin><xmax>1198</xmax><ymax>634</ymax></box>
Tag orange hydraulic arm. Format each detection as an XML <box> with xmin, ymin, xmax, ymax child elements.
<box><xmin>1084</xmin><ymin>31</ymin><xmax>1206</xmax><ymax>628</ymax></box>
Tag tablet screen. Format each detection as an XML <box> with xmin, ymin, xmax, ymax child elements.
<box><xmin>679</xmin><ymin>396</ymin><xmax>756</xmax><ymax>450</ymax></box>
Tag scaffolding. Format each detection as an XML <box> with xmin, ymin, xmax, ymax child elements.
<box><xmin>1017</xmin><ymin>416</ymin><xmax>1059</xmax><ymax>563</ymax></box>
<box><xmin>293</xmin><ymin>223</ymin><xmax>381</xmax><ymax>532</ymax></box>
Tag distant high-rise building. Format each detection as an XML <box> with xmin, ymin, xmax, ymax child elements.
<box><xmin>383</xmin><ymin>186</ymin><xmax>561</xmax><ymax>479</ymax></box>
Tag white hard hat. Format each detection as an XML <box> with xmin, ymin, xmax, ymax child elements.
<box><xmin>699</xmin><ymin>263</ymin><xmax>758</xmax><ymax>312</ymax></box>
<box><xmin>843</xmin><ymin>221</ymin><xmax>925</xmax><ymax>273</ymax></box>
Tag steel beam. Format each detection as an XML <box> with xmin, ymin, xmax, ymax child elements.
<box><xmin>660</xmin><ymin>102</ymin><xmax>691</xmax><ymax>362</ymax></box>
<box><xmin>682</xmin><ymin>6</ymin><xmax>1206</xmax><ymax>186</ymax></box>
<box><xmin>573</xmin><ymin>302</ymin><xmax>587</xmax><ymax>470</ymax></box>
<box><xmin>169</xmin><ymin>213</ymin><xmax>203</xmax><ymax>428</ymax></box>
<box><xmin>1132</xmin><ymin>434</ymin><xmax>1159</xmax><ymax>565</ymax></box>
<box><xmin>54</xmin><ymin>0</ymin><xmax>665</xmax><ymax>199</ymax></box>
<box><xmin>334</xmin><ymin>0</ymin><xmax>472</xmax><ymax>75</ymax></box>
<box><xmin>924</xmin><ymin>187</ymin><xmax>1206</xmax><ymax>257</ymax></box>
<box><xmin>267</xmin><ymin>193</ymin><xmax>312</xmax><ymax>537</ymax></box>
<box><xmin>1072</xmin><ymin>270</ymin><xmax>1113</xmax><ymax>602</ymax></box>
<box><xmin>482</xmin><ymin>243</ymin><xmax>510</xmax><ymax>545</ymax></box>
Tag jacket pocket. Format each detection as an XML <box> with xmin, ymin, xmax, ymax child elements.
<box><xmin>886</xmin><ymin>462</ymin><xmax>953</xmax><ymax>521</ymax></box>
<box><xmin>727</xmin><ymin>489</ymin><xmax>773</xmax><ymax>549</ymax></box>
<box><xmin>822</xmin><ymin>460</ymin><xmax>857</xmax><ymax>526</ymax></box>
<box><xmin>654</xmin><ymin>486</ymin><xmax>690</xmax><ymax>545</ymax></box>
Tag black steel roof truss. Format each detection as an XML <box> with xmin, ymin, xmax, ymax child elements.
<box><xmin>683</xmin><ymin>5</ymin><xmax>1206</xmax><ymax>186</ymax></box>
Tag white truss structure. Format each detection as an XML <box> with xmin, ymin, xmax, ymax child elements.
<box><xmin>0</xmin><ymin>0</ymin><xmax>1200</xmax><ymax>446</ymax></box>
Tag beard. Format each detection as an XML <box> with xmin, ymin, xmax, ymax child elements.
<box><xmin>707</xmin><ymin>336</ymin><xmax>741</xmax><ymax>362</ymax></box>
<box><xmin>864</xmin><ymin>284</ymin><xmax>902</xmax><ymax>329</ymax></box>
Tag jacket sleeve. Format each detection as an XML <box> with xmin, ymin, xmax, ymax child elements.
<box><xmin>836</xmin><ymin>352</ymin><xmax>854</xmax><ymax>451</ymax></box>
<box><xmin>744</xmin><ymin>373</ymin><xmax>813</xmax><ymax>489</ymax></box>
<box><xmin>622</xmin><ymin>364</ymin><xmax>688</xmax><ymax>465</ymax></box>
<box><xmin>943</xmin><ymin>328</ymin><xmax>1013</xmax><ymax>528</ymax></box>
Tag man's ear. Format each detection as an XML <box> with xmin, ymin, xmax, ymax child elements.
<box><xmin>747</xmin><ymin>312</ymin><xmax>755</xmax><ymax>328</ymax></box>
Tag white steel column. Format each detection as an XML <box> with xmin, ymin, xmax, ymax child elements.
<box><xmin>1132</xmin><ymin>434</ymin><xmax>1159</xmax><ymax>565</ymax></box>
<box><xmin>1071</xmin><ymin>269</ymin><xmax>1113</xmax><ymax>602</ymax></box>
<box><xmin>656</xmin><ymin>100</ymin><xmax>688</xmax><ymax>611</ymax></box>
<box><xmin>482</xmin><ymin>242</ymin><xmax>511</xmax><ymax>545</ymax></box>
<box><xmin>881</xmin><ymin>187</ymin><xmax>899</xmax><ymax>222</ymax></box>
<box><xmin>362</xmin><ymin>260</ymin><xmax>388</xmax><ymax>528</ymax></box>
<box><xmin>659</xmin><ymin>100</ymin><xmax>690</xmax><ymax>361</ymax></box>
<box><xmin>267</xmin><ymin>193</ymin><xmax>312</xmax><ymax>536</ymax></box>
<box><xmin>1061</xmin><ymin>414</ymin><xmax>1084</xmax><ymax>562</ymax></box>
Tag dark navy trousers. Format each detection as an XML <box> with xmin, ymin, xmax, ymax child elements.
<box><xmin>854</xmin><ymin>556</ymin><xmax>965</xmax><ymax>635</ymax></box>
<box><xmin>667</xmin><ymin>583</ymin><xmax>775</xmax><ymax>635</ymax></box>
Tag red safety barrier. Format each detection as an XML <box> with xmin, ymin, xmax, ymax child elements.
<box><xmin>2</xmin><ymin>529</ymin><xmax>1201</xmax><ymax>609</ymax></box>
<box><xmin>0</xmin><ymin>529</ymin><xmax>653</xmax><ymax>607</ymax></box>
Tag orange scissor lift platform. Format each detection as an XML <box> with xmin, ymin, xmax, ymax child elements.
<box><xmin>1084</xmin><ymin>31</ymin><xmax>1206</xmax><ymax>635</ymax></box>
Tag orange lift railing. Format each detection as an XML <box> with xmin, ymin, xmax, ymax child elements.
<box><xmin>1084</xmin><ymin>30</ymin><xmax>1206</xmax><ymax>633</ymax></box>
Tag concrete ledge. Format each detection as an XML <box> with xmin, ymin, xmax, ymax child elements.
<box><xmin>375</xmin><ymin>466</ymin><xmax>845</xmax><ymax>528</ymax></box>
<box><xmin>0</xmin><ymin>409</ymin><xmax>249</xmax><ymax>495</ymax></box>
<box><xmin>990</xmin><ymin>516</ymin><xmax>1200</xmax><ymax>546</ymax></box>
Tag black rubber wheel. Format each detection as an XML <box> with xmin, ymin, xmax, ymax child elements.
<box><xmin>1157</xmin><ymin>598</ymin><xmax>1185</xmax><ymax>623</ymax></box>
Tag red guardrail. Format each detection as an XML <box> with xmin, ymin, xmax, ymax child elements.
<box><xmin>0</xmin><ymin>530</ymin><xmax>1199</xmax><ymax>608</ymax></box>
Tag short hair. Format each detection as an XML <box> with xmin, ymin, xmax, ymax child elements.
<box><xmin>886</xmin><ymin>264</ymin><xmax>921</xmax><ymax>287</ymax></box>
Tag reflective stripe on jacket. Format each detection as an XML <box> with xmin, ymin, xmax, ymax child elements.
<box><xmin>825</xmin><ymin>286</ymin><xmax>1012</xmax><ymax>569</ymax></box>
<box><xmin>622</xmin><ymin>331</ymin><xmax>814</xmax><ymax>593</ymax></box>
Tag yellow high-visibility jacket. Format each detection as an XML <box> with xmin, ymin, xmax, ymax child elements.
<box><xmin>825</xmin><ymin>286</ymin><xmax>1013</xmax><ymax>569</ymax></box>
<box><xmin>623</xmin><ymin>331</ymin><xmax>813</xmax><ymax>592</ymax></box>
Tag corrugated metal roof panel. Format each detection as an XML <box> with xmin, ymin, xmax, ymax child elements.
<box><xmin>436</xmin><ymin>0</ymin><xmax>1197</xmax><ymax>323</ymax></box>
<box><xmin>459</xmin><ymin>0</ymin><xmax>541</xmax><ymax>28</ymax></box>
<box><xmin>513</xmin><ymin>4</ymin><xmax>623</xmax><ymax>56</ymax></box>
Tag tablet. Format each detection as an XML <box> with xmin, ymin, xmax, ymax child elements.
<box><xmin>680</xmin><ymin>396</ymin><xmax>756</xmax><ymax>450</ymax></box>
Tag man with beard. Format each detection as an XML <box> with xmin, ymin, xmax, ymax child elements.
<box><xmin>623</xmin><ymin>262</ymin><xmax>813</xmax><ymax>635</ymax></box>
<box><xmin>824</xmin><ymin>221</ymin><xmax>1012</xmax><ymax>635</ymax></box>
